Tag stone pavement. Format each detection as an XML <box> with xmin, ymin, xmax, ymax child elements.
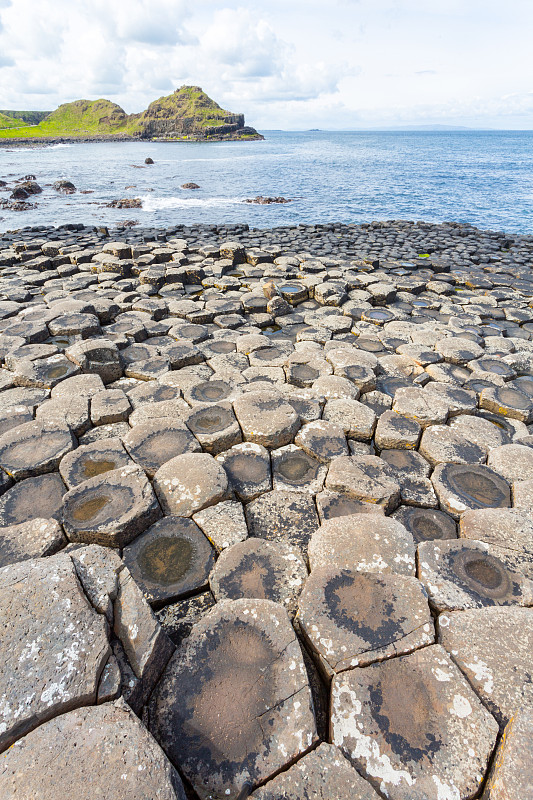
<box><xmin>0</xmin><ymin>218</ymin><xmax>532</xmax><ymax>798</ymax></box>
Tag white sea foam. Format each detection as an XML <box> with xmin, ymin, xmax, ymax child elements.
<box><xmin>139</xmin><ymin>194</ymin><xmax>246</xmax><ymax>211</ymax></box>
<box><xmin>45</xmin><ymin>143</ymin><xmax>73</xmax><ymax>149</ymax></box>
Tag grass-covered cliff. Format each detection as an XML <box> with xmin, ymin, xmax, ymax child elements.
<box><xmin>0</xmin><ymin>87</ymin><xmax>263</xmax><ymax>141</ymax></box>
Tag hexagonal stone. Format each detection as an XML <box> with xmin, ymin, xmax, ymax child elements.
<box><xmin>123</xmin><ymin>516</ymin><xmax>214</xmax><ymax>608</ymax></box>
<box><xmin>308</xmin><ymin>515</ymin><xmax>416</xmax><ymax>576</ymax></box>
<box><xmin>436</xmin><ymin>336</ymin><xmax>485</xmax><ymax>364</ymax></box>
<box><xmin>459</xmin><ymin>507</ymin><xmax>533</xmax><ymax>578</ymax></box>
<box><xmin>123</xmin><ymin>419</ymin><xmax>200</xmax><ymax>478</ymax></box>
<box><xmin>192</xmin><ymin>499</ymin><xmax>248</xmax><ymax>551</ymax></box>
<box><xmin>0</xmin><ymin>419</ymin><xmax>75</xmax><ymax>480</ymax></box>
<box><xmin>183</xmin><ymin>378</ymin><xmax>238</xmax><ymax>405</ymax></box>
<box><xmin>153</xmin><ymin>452</ymin><xmax>229</xmax><ymax>517</ymax></box>
<box><xmin>0</xmin><ymin>473</ymin><xmax>66</xmax><ymax>526</ymax></box>
<box><xmin>294</xmin><ymin>419</ymin><xmax>348</xmax><ymax>463</ymax></box>
<box><xmin>487</xmin><ymin>443</ymin><xmax>533</xmax><ymax>484</ymax></box>
<box><xmin>0</xmin><ymin>699</ymin><xmax>186</xmax><ymax>800</ymax></box>
<box><xmin>66</xmin><ymin>338</ymin><xmax>122</xmax><ymax>384</ymax></box>
<box><xmin>449</xmin><ymin>414</ymin><xmax>510</xmax><ymax>452</ymax></box>
<box><xmin>418</xmin><ymin>538</ymin><xmax>533</xmax><ymax>612</ymax></box>
<box><xmin>0</xmin><ymin>517</ymin><xmax>66</xmax><ymax>568</ymax></box>
<box><xmin>233</xmin><ymin>389</ymin><xmax>300</xmax><ymax>448</ymax></box>
<box><xmin>128</xmin><ymin>398</ymin><xmax>190</xmax><ymax>427</ymax></box>
<box><xmin>59</xmin><ymin>437</ymin><xmax>133</xmax><ymax>488</ymax></box>
<box><xmin>35</xmin><ymin>395</ymin><xmax>90</xmax><ymax>437</ymax></box>
<box><xmin>185</xmin><ymin>402</ymin><xmax>242</xmax><ymax>455</ymax></box>
<box><xmin>216</xmin><ymin>442</ymin><xmax>272</xmax><ymax>501</ymax></box>
<box><xmin>419</xmin><ymin>424</ymin><xmax>487</xmax><ymax>466</ymax></box>
<box><xmin>150</xmin><ymin>598</ymin><xmax>317</xmax><ymax>800</ymax></box>
<box><xmin>313</xmin><ymin>374</ymin><xmax>361</xmax><ymax>400</ymax></box>
<box><xmin>0</xmin><ymin>553</ymin><xmax>110</xmax><ymax>751</ymax></box>
<box><xmin>12</xmin><ymin>354</ymin><xmax>80</xmax><ymax>389</ymax></box>
<box><xmin>392</xmin><ymin>386</ymin><xmax>449</xmax><ymax>428</ymax></box>
<box><xmin>431</xmin><ymin>463</ymin><xmax>510</xmax><ymax>519</ymax></box>
<box><xmin>374</xmin><ymin>410</ymin><xmax>422</xmax><ymax>450</ymax></box>
<box><xmin>299</xmin><ymin>566</ymin><xmax>433</xmax><ymax>676</ymax></box>
<box><xmin>392</xmin><ymin>506</ymin><xmax>457</xmax><ymax>543</ymax></box>
<box><xmin>480</xmin><ymin>385</ymin><xmax>533</xmax><ymax>423</ymax></box>
<box><xmin>271</xmin><ymin>444</ymin><xmax>326</xmax><ymax>493</ymax></box>
<box><xmin>62</xmin><ymin>465</ymin><xmax>161</xmax><ymax>547</ymax></box>
<box><xmin>322</xmin><ymin>398</ymin><xmax>377</xmax><ymax>440</ymax></box>
<box><xmin>439</xmin><ymin>607</ymin><xmax>533</xmax><ymax>725</ymax></box>
<box><xmin>69</xmin><ymin>544</ymin><xmax>122</xmax><ymax>622</ymax></box>
<box><xmin>251</xmin><ymin>742</ymin><xmax>381</xmax><ymax>800</ymax></box>
<box><xmin>482</xmin><ymin>709</ymin><xmax>533</xmax><ymax>800</ymax></box>
<box><xmin>245</xmin><ymin>489</ymin><xmax>319</xmax><ymax>555</ymax></box>
<box><xmin>90</xmin><ymin>388</ymin><xmax>131</xmax><ymax>425</ymax></box>
<box><xmin>326</xmin><ymin>455</ymin><xmax>401</xmax><ymax>513</ymax></box>
<box><xmin>424</xmin><ymin>382</ymin><xmax>477</xmax><ymax>416</ymax></box>
<box><xmin>210</xmin><ymin>538</ymin><xmax>306</xmax><ymax>614</ymax></box>
<box><xmin>331</xmin><ymin>644</ymin><xmax>498</xmax><ymax>800</ymax></box>
<box><xmin>315</xmin><ymin>489</ymin><xmax>385</xmax><ymax>521</ymax></box>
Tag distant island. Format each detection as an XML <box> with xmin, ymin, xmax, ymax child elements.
<box><xmin>0</xmin><ymin>86</ymin><xmax>264</xmax><ymax>144</ymax></box>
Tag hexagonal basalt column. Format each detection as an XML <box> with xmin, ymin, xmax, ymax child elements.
<box><xmin>149</xmin><ymin>598</ymin><xmax>317</xmax><ymax>800</ymax></box>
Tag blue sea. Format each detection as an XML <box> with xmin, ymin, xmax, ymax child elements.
<box><xmin>1</xmin><ymin>130</ymin><xmax>532</xmax><ymax>233</ymax></box>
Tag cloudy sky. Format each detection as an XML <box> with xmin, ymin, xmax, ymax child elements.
<box><xmin>0</xmin><ymin>0</ymin><xmax>532</xmax><ymax>129</ymax></box>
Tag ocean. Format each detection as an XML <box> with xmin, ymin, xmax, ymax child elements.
<box><xmin>1</xmin><ymin>130</ymin><xmax>532</xmax><ymax>234</ymax></box>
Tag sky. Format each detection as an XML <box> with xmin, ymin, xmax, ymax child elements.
<box><xmin>0</xmin><ymin>0</ymin><xmax>532</xmax><ymax>129</ymax></box>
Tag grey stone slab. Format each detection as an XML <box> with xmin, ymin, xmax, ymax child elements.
<box><xmin>150</xmin><ymin>598</ymin><xmax>317</xmax><ymax>800</ymax></box>
<box><xmin>431</xmin><ymin>463</ymin><xmax>511</xmax><ymax>519</ymax></box>
<box><xmin>0</xmin><ymin>699</ymin><xmax>186</xmax><ymax>800</ymax></box>
<box><xmin>192</xmin><ymin>499</ymin><xmax>248</xmax><ymax>551</ymax></box>
<box><xmin>331</xmin><ymin>644</ymin><xmax>498</xmax><ymax>800</ymax></box>
<box><xmin>0</xmin><ymin>472</ymin><xmax>66</xmax><ymax>526</ymax></box>
<box><xmin>233</xmin><ymin>389</ymin><xmax>301</xmax><ymax>448</ymax></box>
<box><xmin>0</xmin><ymin>419</ymin><xmax>76</xmax><ymax>480</ymax></box>
<box><xmin>483</xmin><ymin>709</ymin><xmax>533</xmax><ymax>800</ymax></box>
<box><xmin>0</xmin><ymin>517</ymin><xmax>66</xmax><ymax>568</ymax></box>
<box><xmin>245</xmin><ymin>489</ymin><xmax>319</xmax><ymax>556</ymax></box>
<box><xmin>59</xmin><ymin>436</ymin><xmax>132</xmax><ymax>488</ymax></box>
<box><xmin>0</xmin><ymin>553</ymin><xmax>110</xmax><ymax>752</ymax></box>
<box><xmin>153</xmin><ymin>452</ymin><xmax>229</xmax><ymax>517</ymax></box>
<box><xmin>216</xmin><ymin>442</ymin><xmax>272</xmax><ymax>501</ymax></box>
<box><xmin>326</xmin><ymin>455</ymin><xmax>401</xmax><ymax>513</ymax></box>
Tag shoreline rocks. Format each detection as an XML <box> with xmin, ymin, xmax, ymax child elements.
<box><xmin>0</xmin><ymin>217</ymin><xmax>532</xmax><ymax>798</ymax></box>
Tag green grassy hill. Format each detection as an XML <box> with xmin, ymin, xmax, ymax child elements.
<box><xmin>0</xmin><ymin>87</ymin><xmax>262</xmax><ymax>141</ymax></box>
<box><xmin>0</xmin><ymin>112</ymin><xmax>27</xmax><ymax>129</ymax></box>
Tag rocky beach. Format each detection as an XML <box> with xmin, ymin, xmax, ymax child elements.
<box><xmin>0</xmin><ymin>217</ymin><xmax>532</xmax><ymax>799</ymax></box>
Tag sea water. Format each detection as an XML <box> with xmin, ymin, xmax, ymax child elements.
<box><xmin>1</xmin><ymin>130</ymin><xmax>532</xmax><ymax>233</ymax></box>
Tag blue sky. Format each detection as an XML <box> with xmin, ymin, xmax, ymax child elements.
<box><xmin>0</xmin><ymin>0</ymin><xmax>532</xmax><ymax>129</ymax></box>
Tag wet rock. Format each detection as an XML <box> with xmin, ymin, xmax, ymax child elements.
<box><xmin>185</xmin><ymin>401</ymin><xmax>242</xmax><ymax>454</ymax></box>
<box><xmin>431</xmin><ymin>462</ymin><xmax>510</xmax><ymax>519</ymax></box>
<box><xmin>482</xmin><ymin>709</ymin><xmax>533</xmax><ymax>800</ymax></box>
<box><xmin>308</xmin><ymin>515</ymin><xmax>416</xmax><ymax>576</ymax></box>
<box><xmin>181</xmin><ymin>182</ymin><xmax>200</xmax><ymax>189</ymax></box>
<box><xmin>0</xmin><ymin>553</ymin><xmax>110</xmax><ymax>752</ymax></box>
<box><xmin>439</xmin><ymin>606</ymin><xmax>533</xmax><ymax>725</ymax></box>
<box><xmin>0</xmin><ymin>419</ymin><xmax>76</xmax><ymax>480</ymax></box>
<box><xmin>271</xmin><ymin>444</ymin><xmax>326</xmax><ymax>494</ymax></box>
<box><xmin>392</xmin><ymin>505</ymin><xmax>457</xmax><ymax>543</ymax></box>
<box><xmin>0</xmin><ymin>472</ymin><xmax>66</xmax><ymax>526</ymax></box>
<box><xmin>62</xmin><ymin>465</ymin><xmax>161</xmax><ymax>547</ymax></box>
<box><xmin>53</xmin><ymin>179</ymin><xmax>77</xmax><ymax>193</ymax></box>
<box><xmin>192</xmin><ymin>499</ymin><xmax>248</xmax><ymax>551</ymax></box>
<box><xmin>149</xmin><ymin>598</ymin><xmax>317</xmax><ymax>800</ymax></box>
<box><xmin>299</xmin><ymin>566</ymin><xmax>433</xmax><ymax>676</ymax></box>
<box><xmin>418</xmin><ymin>538</ymin><xmax>533</xmax><ymax>611</ymax></box>
<box><xmin>123</xmin><ymin>419</ymin><xmax>200</xmax><ymax>477</ymax></box>
<box><xmin>123</xmin><ymin>516</ymin><xmax>214</xmax><ymax>607</ymax></box>
<box><xmin>331</xmin><ymin>644</ymin><xmax>498</xmax><ymax>800</ymax></box>
<box><xmin>216</xmin><ymin>442</ymin><xmax>272</xmax><ymax>501</ymax></box>
<box><xmin>245</xmin><ymin>489</ymin><xmax>319</xmax><ymax>555</ymax></box>
<box><xmin>251</xmin><ymin>742</ymin><xmax>381</xmax><ymax>800</ymax></box>
<box><xmin>459</xmin><ymin>507</ymin><xmax>533</xmax><ymax>578</ymax></box>
<box><xmin>153</xmin><ymin>452</ymin><xmax>229</xmax><ymax>517</ymax></box>
<box><xmin>487</xmin><ymin>442</ymin><xmax>533</xmax><ymax>483</ymax></box>
<box><xmin>326</xmin><ymin>455</ymin><xmax>401</xmax><ymax>513</ymax></box>
<box><xmin>233</xmin><ymin>389</ymin><xmax>300</xmax><ymax>448</ymax></box>
<box><xmin>0</xmin><ymin>698</ymin><xmax>186</xmax><ymax>800</ymax></box>
<box><xmin>59</xmin><ymin>437</ymin><xmax>133</xmax><ymax>488</ymax></box>
<box><xmin>211</xmin><ymin>537</ymin><xmax>307</xmax><ymax>614</ymax></box>
<box><xmin>0</xmin><ymin>517</ymin><xmax>66</xmax><ymax>568</ymax></box>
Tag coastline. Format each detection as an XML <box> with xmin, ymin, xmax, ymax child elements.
<box><xmin>0</xmin><ymin>131</ymin><xmax>264</xmax><ymax>147</ymax></box>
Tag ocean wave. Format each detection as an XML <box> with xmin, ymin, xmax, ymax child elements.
<box><xmin>45</xmin><ymin>143</ymin><xmax>73</xmax><ymax>149</ymax></box>
<box><xmin>139</xmin><ymin>194</ymin><xmax>246</xmax><ymax>211</ymax></box>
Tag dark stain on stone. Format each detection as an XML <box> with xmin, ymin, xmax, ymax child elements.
<box><xmin>46</xmin><ymin>364</ymin><xmax>70</xmax><ymax>380</ymax></box>
<box><xmin>369</xmin><ymin>665</ymin><xmax>443</xmax><ymax>764</ymax></box>
<box><xmin>291</xmin><ymin>364</ymin><xmax>319</xmax><ymax>382</ymax></box>
<box><xmin>71</xmin><ymin>494</ymin><xmax>110</xmax><ymax>521</ymax></box>
<box><xmin>192</xmin><ymin>381</ymin><xmax>230</xmax><ymax>402</ymax></box>
<box><xmin>402</xmin><ymin>508</ymin><xmax>457</xmax><ymax>542</ymax></box>
<box><xmin>218</xmin><ymin>553</ymin><xmax>279</xmax><ymax>601</ymax></box>
<box><xmin>190</xmin><ymin>408</ymin><xmax>231</xmax><ymax>434</ymax></box>
<box><xmin>325</xmin><ymin>571</ymin><xmax>406</xmax><ymax>649</ymax></box>
<box><xmin>448</xmin><ymin>549</ymin><xmax>515</xmax><ymax>602</ymax></box>
<box><xmin>228</xmin><ymin>454</ymin><xmax>269</xmax><ymax>484</ymax></box>
<box><xmin>82</xmin><ymin>458</ymin><xmax>117</xmax><ymax>478</ymax></box>
<box><xmin>138</xmin><ymin>535</ymin><xmax>194</xmax><ymax>586</ymax></box>
<box><xmin>446</xmin><ymin>465</ymin><xmax>509</xmax><ymax>509</ymax></box>
<box><xmin>277</xmin><ymin>451</ymin><xmax>319</xmax><ymax>484</ymax></box>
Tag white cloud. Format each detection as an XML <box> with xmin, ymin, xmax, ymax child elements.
<box><xmin>0</xmin><ymin>0</ymin><xmax>531</xmax><ymax>128</ymax></box>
